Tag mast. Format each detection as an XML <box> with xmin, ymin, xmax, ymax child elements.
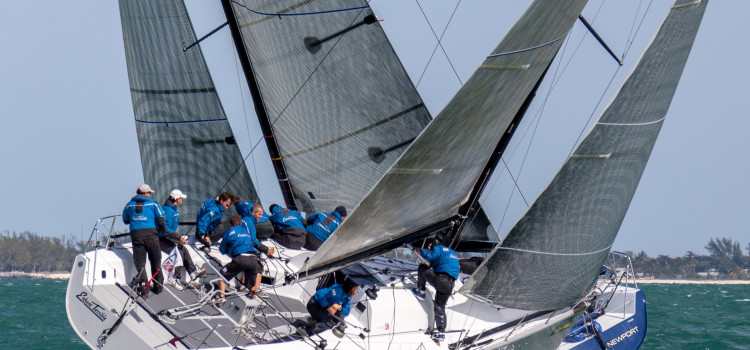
<box><xmin>220</xmin><ymin>0</ymin><xmax>297</xmax><ymax>209</ymax></box>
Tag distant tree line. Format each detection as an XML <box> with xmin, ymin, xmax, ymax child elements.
<box><xmin>627</xmin><ymin>237</ymin><xmax>750</xmax><ymax>280</ymax></box>
<box><xmin>0</xmin><ymin>231</ymin><xmax>748</xmax><ymax>279</ymax></box>
<box><xmin>0</xmin><ymin>231</ymin><xmax>84</xmax><ymax>273</ymax></box>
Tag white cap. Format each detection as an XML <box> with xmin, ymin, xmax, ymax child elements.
<box><xmin>137</xmin><ymin>184</ymin><xmax>155</xmax><ymax>194</ymax></box>
<box><xmin>170</xmin><ymin>189</ymin><xmax>187</xmax><ymax>200</ymax></box>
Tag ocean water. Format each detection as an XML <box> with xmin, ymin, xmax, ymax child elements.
<box><xmin>0</xmin><ymin>278</ymin><xmax>747</xmax><ymax>349</ymax></box>
<box><xmin>640</xmin><ymin>283</ymin><xmax>750</xmax><ymax>350</ymax></box>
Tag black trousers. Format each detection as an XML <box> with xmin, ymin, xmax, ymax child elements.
<box><xmin>133</xmin><ymin>235</ymin><xmax>163</xmax><ymax>293</ymax></box>
<box><xmin>272</xmin><ymin>227</ymin><xmax>306</xmax><ymax>249</ymax></box>
<box><xmin>255</xmin><ymin>221</ymin><xmax>275</xmax><ymax>240</ymax></box>
<box><xmin>304</xmin><ymin>233</ymin><xmax>324</xmax><ymax>251</ymax></box>
<box><xmin>158</xmin><ymin>237</ymin><xmax>196</xmax><ymax>278</ymax></box>
<box><xmin>306</xmin><ymin>299</ymin><xmax>339</xmax><ymax>334</ymax></box>
<box><xmin>418</xmin><ymin>264</ymin><xmax>455</xmax><ymax>332</ymax></box>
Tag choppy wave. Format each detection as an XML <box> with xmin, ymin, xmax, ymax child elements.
<box><xmin>641</xmin><ymin>284</ymin><xmax>750</xmax><ymax>350</ymax></box>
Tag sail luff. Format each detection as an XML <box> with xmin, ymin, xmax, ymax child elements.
<box><xmin>119</xmin><ymin>0</ymin><xmax>259</xmax><ymax>229</ymax></box>
<box><xmin>460</xmin><ymin>0</ymin><xmax>708</xmax><ymax>310</ymax></box>
<box><xmin>299</xmin><ymin>0</ymin><xmax>590</xmax><ymax>280</ymax></box>
<box><xmin>220</xmin><ymin>0</ymin><xmax>297</xmax><ymax>209</ymax></box>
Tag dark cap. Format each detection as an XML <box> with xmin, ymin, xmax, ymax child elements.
<box><xmin>335</xmin><ymin>206</ymin><xmax>347</xmax><ymax>217</ymax></box>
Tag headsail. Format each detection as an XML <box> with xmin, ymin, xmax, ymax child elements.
<box><xmin>461</xmin><ymin>0</ymin><xmax>708</xmax><ymax>310</ymax></box>
<box><xmin>299</xmin><ymin>0</ymin><xmax>589</xmax><ymax>279</ymax></box>
<box><xmin>119</xmin><ymin>0</ymin><xmax>259</xmax><ymax>228</ymax></box>
<box><xmin>222</xmin><ymin>0</ymin><xmax>432</xmax><ymax>213</ymax></box>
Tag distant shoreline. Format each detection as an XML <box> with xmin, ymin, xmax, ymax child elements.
<box><xmin>637</xmin><ymin>279</ymin><xmax>750</xmax><ymax>285</ymax></box>
<box><xmin>0</xmin><ymin>271</ymin><xmax>70</xmax><ymax>280</ymax></box>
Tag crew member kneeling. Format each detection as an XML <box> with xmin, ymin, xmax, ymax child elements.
<box><xmin>306</xmin><ymin>279</ymin><xmax>358</xmax><ymax>334</ymax></box>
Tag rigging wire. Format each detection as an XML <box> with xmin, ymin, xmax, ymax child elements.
<box><xmin>413</xmin><ymin>0</ymin><xmax>464</xmax><ymax>87</ymax></box>
<box><xmin>488</xmin><ymin>0</ymin><xmax>656</xmax><ymax>233</ymax></box>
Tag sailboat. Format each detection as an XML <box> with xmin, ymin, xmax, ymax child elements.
<box><xmin>65</xmin><ymin>0</ymin><xmax>707</xmax><ymax>349</ymax></box>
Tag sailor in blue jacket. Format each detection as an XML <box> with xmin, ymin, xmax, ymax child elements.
<box><xmin>216</xmin><ymin>215</ymin><xmax>274</xmax><ymax>302</ymax></box>
<box><xmin>195</xmin><ymin>192</ymin><xmax>235</xmax><ymax>247</ymax></box>
<box><xmin>235</xmin><ymin>200</ymin><xmax>274</xmax><ymax>240</ymax></box>
<box><xmin>304</xmin><ymin>206</ymin><xmax>346</xmax><ymax>250</ymax></box>
<box><xmin>268</xmin><ymin>204</ymin><xmax>306</xmax><ymax>249</ymax></box>
<box><xmin>411</xmin><ymin>237</ymin><xmax>459</xmax><ymax>334</ymax></box>
<box><xmin>122</xmin><ymin>184</ymin><xmax>166</xmax><ymax>296</ymax></box>
<box><xmin>158</xmin><ymin>189</ymin><xmax>203</xmax><ymax>290</ymax></box>
<box><xmin>306</xmin><ymin>279</ymin><xmax>358</xmax><ymax>334</ymax></box>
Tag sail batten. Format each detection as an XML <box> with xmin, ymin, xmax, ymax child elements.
<box><xmin>120</xmin><ymin>0</ymin><xmax>259</xmax><ymax>229</ymax></box>
<box><xmin>299</xmin><ymin>0</ymin><xmax>590</xmax><ymax>280</ymax></box>
<box><xmin>460</xmin><ymin>0</ymin><xmax>708</xmax><ymax>310</ymax></box>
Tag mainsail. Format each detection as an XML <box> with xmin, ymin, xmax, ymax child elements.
<box><xmin>222</xmin><ymin>0</ymin><xmax>432</xmax><ymax>213</ymax></box>
<box><xmin>119</xmin><ymin>0</ymin><xmax>258</xmax><ymax>227</ymax></box>
<box><xmin>461</xmin><ymin>0</ymin><xmax>708</xmax><ymax>310</ymax></box>
<box><xmin>300</xmin><ymin>0</ymin><xmax>590</xmax><ymax>279</ymax></box>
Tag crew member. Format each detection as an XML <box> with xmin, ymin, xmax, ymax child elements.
<box><xmin>216</xmin><ymin>215</ymin><xmax>274</xmax><ymax>303</ymax></box>
<box><xmin>196</xmin><ymin>192</ymin><xmax>235</xmax><ymax>248</ymax></box>
<box><xmin>306</xmin><ymin>279</ymin><xmax>358</xmax><ymax>334</ymax></box>
<box><xmin>235</xmin><ymin>200</ymin><xmax>273</xmax><ymax>240</ymax></box>
<box><xmin>160</xmin><ymin>189</ymin><xmax>204</xmax><ymax>290</ymax></box>
<box><xmin>268</xmin><ymin>204</ymin><xmax>306</xmax><ymax>249</ymax></box>
<box><xmin>411</xmin><ymin>236</ymin><xmax>459</xmax><ymax>337</ymax></box>
<box><xmin>304</xmin><ymin>206</ymin><xmax>346</xmax><ymax>250</ymax></box>
<box><xmin>122</xmin><ymin>184</ymin><xmax>166</xmax><ymax>297</ymax></box>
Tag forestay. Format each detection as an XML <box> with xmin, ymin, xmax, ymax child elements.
<box><xmin>224</xmin><ymin>0</ymin><xmax>432</xmax><ymax>213</ymax></box>
<box><xmin>461</xmin><ymin>0</ymin><xmax>708</xmax><ymax>310</ymax></box>
<box><xmin>300</xmin><ymin>0</ymin><xmax>590</xmax><ymax>279</ymax></box>
<box><xmin>119</xmin><ymin>0</ymin><xmax>258</xmax><ymax>228</ymax></box>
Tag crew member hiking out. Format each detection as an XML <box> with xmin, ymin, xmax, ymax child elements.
<box><xmin>122</xmin><ymin>184</ymin><xmax>166</xmax><ymax>297</ymax></box>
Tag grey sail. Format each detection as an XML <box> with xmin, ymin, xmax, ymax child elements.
<box><xmin>300</xmin><ymin>0</ymin><xmax>589</xmax><ymax>279</ymax></box>
<box><xmin>461</xmin><ymin>0</ymin><xmax>708</xmax><ymax>310</ymax></box>
<box><xmin>223</xmin><ymin>0</ymin><xmax>432</xmax><ymax>213</ymax></box>
<box><xmin>119</xmin><ymin>0</ymin><xmax>258</xmax><ymax>228</ymax></box>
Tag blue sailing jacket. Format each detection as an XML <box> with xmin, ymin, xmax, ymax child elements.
<box><xmin>269</xmin><ymin>206</ymin><xmax>305</xmax><ymax>230</ymax></box>
<box><xmin>305</xmin><ymin>211</ymin><xmax>342</xmax><ymax>242</ymax></box>
<box><xmin>235</xmin><ymin>200</ymin><xmax>270</xmax><ymax>223</ymax></box>
<box><xmin>196</xmin><ymin>198</ymin><xmax>225</xmax><ymax>235</ymax></box>
<box><xmin>420</xmin><ymin>245</ymin><xmax>460</xmax><ymax>280</ymax></box>
<box><xmin>122</xmin><ymin>195</ymin><xmax>165</xmax><ymax>231</ymax></box>
<box><xmin>312</xmin><ymin>284</ymin><xmax>352</xmax><ymax>317</ymax></box>
<box><xmin>235</xmin><ymin>200</ymin><xmax>253</xmax><ymax>219</ymax></box>
<box><xmin>163</xmin><ymin>202</ymin><xmax>180</xmax><ymax>234</ymax></box>
<box><xmin>219</xmin><ymin>224</ymin><xmax>261</xmax><ymax>257</ymax></box>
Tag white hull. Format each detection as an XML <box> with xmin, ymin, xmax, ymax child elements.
<box><xmin>66</xmin><ymin>240</ymin><xmax>591</xmax><ymax>349</ymax></box>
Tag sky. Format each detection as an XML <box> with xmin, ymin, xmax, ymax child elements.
<box><xmin>0</xmin><ymin>0</ymin><xmax>747</xmax><ymax>258</ymax></box>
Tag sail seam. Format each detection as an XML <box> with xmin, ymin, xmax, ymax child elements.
<box><xmin>496</xmin><ymin>244</ymin><xmax>612</xmax><ymax>256</ymax></box>
<box><xmin>135</xmin><ymin>119</ymin><xmax>227</xmax><ymax>125</ymax></box>
<box><xmin>486</xmin><ymin>35</ymin><xmax>565</xmax><ymax>58</ymax></box>
<box><xmin>280</xmin><ymin>104</ymin><xmax>426</xmax><ymax>158</ymax></box>
<box><xmin>597</xmin><ymin>116</ymin><xmax>665</xmax><ymax>126</ymax></box>
<box><xmin>130</xmin><ymin>88</ymin><xmax>216</xmax><ymax>95</ymax></box>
